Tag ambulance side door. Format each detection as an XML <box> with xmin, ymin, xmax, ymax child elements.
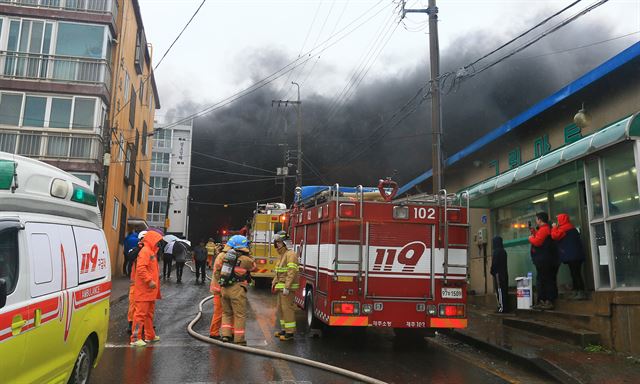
<box><xmin>0</xmin><ymin>220</ymin><xmax>29</xmax><ymax>383</ymax></box>
<box><xmin>23</xmin><ymin>222</ymin><xmax>76</xmax><ymax>383</ymax></box>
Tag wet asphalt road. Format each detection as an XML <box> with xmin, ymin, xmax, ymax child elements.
<box><xmin>93</xmin><ymin>268</ymin><xmax>512</xmax><ymax>384</ymax></box>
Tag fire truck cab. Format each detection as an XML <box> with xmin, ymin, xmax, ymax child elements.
<box><xmin>291</xmin><ymin>184</ymin><xmax>469</xmax><ymax>336</ymax></box>
<box><xmin>249</xmin><ymin>203</ymin><xmax>288</xmax><ymax>279</ymax></box>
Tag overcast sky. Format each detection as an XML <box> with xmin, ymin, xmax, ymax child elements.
<box><xmin>138</xmin><ymin>0</ymin><xmax>640</xmax><ymax>120</ymax></box>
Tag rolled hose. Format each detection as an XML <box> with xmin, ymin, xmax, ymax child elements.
<box><xmin>187</xmin><ymin>295</ymin><xmax>387</xmax><ymax>384</ymax></box>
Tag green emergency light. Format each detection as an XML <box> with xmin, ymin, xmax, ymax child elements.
<box><xmin>70</xmin><ymin>183</ymin><xmax>97</xmax><ymax>206</ymax></box>
<box><xmin>0</xmin><ymin>160</ymin><xmax>16</xmax><ymax>190</ymax></box>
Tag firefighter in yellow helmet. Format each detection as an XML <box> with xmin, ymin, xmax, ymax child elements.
<box><xmin>272</xmin><ymin>231</ymin><xmax>299</xmax><ymax>341</ymax></box>
<box><xmin>213</xmin><ymin>235</ymin><xmax>256</xmax><ymax>345</ymax></box>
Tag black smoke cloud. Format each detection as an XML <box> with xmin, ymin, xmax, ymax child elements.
<box><xmin>169</xmin><ymin>16</ymin><xmax>632</xmax><ymax>241</ymax></box>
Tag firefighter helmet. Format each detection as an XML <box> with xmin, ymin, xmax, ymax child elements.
<box><xmin>273</xmin><ymin>231</ymin><xmax>288</xmax><ymax>244</ymax></box>
<box><xmin>226</xmin><ymin>235</ymin><xmax>249</xmax><ymax>250</ymax></box>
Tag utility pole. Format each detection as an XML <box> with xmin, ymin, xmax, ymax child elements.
<box><xmin>402</xmin><ymin>0</ymin><xmax>442</xmax><ymax>193</ymax></box>
<box><xmin>281</xmin><ymin>146</ymin><xmax>287</xmax><ymax>202</ymax></box>
<box><xmin>164</xmin><ymin>178</ymin><xmax>172</xmax><ymax>233</ymax></box>
<box><xmin>272</xmin><ymin>82</ymin><xmax>303</xmax><ymax>187</ymax></box>
<box><xmin>292</xmin><ymin>82</ymin><xmax>302</xmax><ymax>188</ymax></box>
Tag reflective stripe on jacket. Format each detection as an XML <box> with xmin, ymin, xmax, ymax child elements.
<box><xmin>272</xmin><ymin>249</ymin><xmax>299</xmax><ymax>290</ymax></box>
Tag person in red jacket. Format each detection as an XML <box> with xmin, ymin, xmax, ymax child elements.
<box><xmin>551</xmin><ymin>213</ymin><xmax>587</xmax><ymax>300</ymax></box>
<box><xmin>528</xmin><ymin>212</ymin><xmax>559</xmax><ymax>310</ymax></box>
<box><xmin>130</xmin><ymin>228</ymin><xmax>164</xmax><ymax>346</ymax></box>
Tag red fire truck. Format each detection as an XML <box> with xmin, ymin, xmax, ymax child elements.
<box><xmin>290</xmin><ymin>183</ymin><xmax>470</xmax><ymax>336</ymax></box>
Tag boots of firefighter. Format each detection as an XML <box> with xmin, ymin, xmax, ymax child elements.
<box><xmin>279</xmin><ymin>333</ymin><xmax>294</xmax><ymax>341</ymax></box>
<box><xmin>275</xmin><ymin>319</ymin><xmax>286</xmax><ymax>337</ymax></box>
<box><xmin>279</xmin><ymin>291</ymin><xmax>297</xmax><ymax>339</ymax></box>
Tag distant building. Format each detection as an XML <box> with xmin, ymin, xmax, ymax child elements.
<box><xmin>147</xmin><ymin>121</ymin><xmax>192</xmax><ymax>238</ymax></box>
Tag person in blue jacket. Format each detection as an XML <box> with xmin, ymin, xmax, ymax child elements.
<box><xmin>123</xmin><ymin>230</ymin><xmax>139</xmax><ymax>276</ymax></box>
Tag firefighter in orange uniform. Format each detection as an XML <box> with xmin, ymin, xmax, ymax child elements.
<box><xmin>213</xmin><ymin>235</ymin><xmax>256</xmax><ymax>345</ymax></box>
<box><xmin>209</xmin><ymin>246</ymin><xmax>223</xmax><ymax>340</ymax></box>
<box><xmin>271</xmin><ymin>231</ymin><xmax>299</xmax><ymax>341</ymax></box>
<box><xmin>130</xmin><ymin>228</ymin><xmax>164</xmax><ymax>347</ymax></box>
<box><xmin>127</xmin><ymin>231</ymin><xmax>147</xmax><ymax>334</ymax></box>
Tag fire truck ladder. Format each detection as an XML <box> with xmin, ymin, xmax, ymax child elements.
<box><xmin>438</xmin><ymin>189</ymin><xmax>471</xmax><ymax>284</ymax></box>
<box><xmin>332</xmin><ymin>184</ymin><xmax>365</xmax><ymax>294</ymax></box>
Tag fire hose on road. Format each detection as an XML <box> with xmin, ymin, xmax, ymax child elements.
<box><xmin>187</xmin><ymin>295</ymin><xmax>387</xmax><ymax>384</ymax></box>
<box><xmin>183</xmin><ymin>262</ymin><xmax>386</xmax><ymax>383</ymax></box>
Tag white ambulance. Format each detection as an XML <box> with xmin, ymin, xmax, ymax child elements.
<box><xmin>0</xmin><ymin>152</ymin><xmax>111</xmax><ymax>384</ymax></box>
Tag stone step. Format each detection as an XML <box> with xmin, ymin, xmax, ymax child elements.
<box><xmin>502</xmin><ymin>317</ymin><xmax>600</xmax><ymax>347</ymax></box>
<box><xmin>516</xmin><ymin>308</ymin><xmax>592</xmax><ymax>329</ymax></box>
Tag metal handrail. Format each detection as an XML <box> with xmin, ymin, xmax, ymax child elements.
<box><xmin>0</xmin><ymin>51</ymin><xmax>112</xmax><ymax>91</ymax></box>
<box><xmin>0</xmin><ymin>0</ymin><xmax>116</xmax><ymax>14</ymax></box>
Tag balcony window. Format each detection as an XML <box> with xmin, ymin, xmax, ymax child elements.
<box><xmin>72</xmin><ymin>97</ymin><xmax>95</xmax><ymax>129</ymax></box>
<box><xmin>23</xmin><ymin>96</ymin><xmax>46</xmax><ymax>127</ymax></box>
<box><xmin>129</xmin><ymin>86</ymin><xmax>136</xmax><ymax>128</ymax></box>
<box><xmin>0</xmin><ymin>93</ymin><xmax>23</xmax><ymax>125</ymax></box>
<box><xmin>124</xmin><ymin>144</ymin><xmax>133</xmax><ymax>184</ymax></box>
<box><xmin>141</xmin><ymin>121</ymin><xmax>148</xmax><ymax>155</ymax></box>
<box><xmin>123</xmin><ymin>71</ymin><xmax>130</xmax><ymax>103</ymax></box>
<box><xmin>55</xmin><ymin>22</ymin><xmax>105</xmax><ymax>59</ymax></box>
<box><xmin>17</xmin><ymin>133</ymin><xmax>41</xmax><ymax>156</ymax></box>
<box><xmin>0</xmin><ymin>132</ymin><xmax>17</xmax><ymax>152</ymax></box>
<box><xmin>46</xmin><ymin>134</ymin><xmax>69</xmax><ymax>157</ymax></box>
<box><xmin>50</xmin><ymin>98</ymin><xmax>72</xmax><ymax>128</ymax></box>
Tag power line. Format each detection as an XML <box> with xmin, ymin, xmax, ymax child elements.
<box><xmin>190</xmin><ymin>195</ymin><xmax>282</xmax><ymax>207</ymax></box>
<box><xmin>190</xmin><ymin>177</ymin><xmax>294</xmax><ymax>188</ymax></box>
<box><xmin>512</xmin><ymin>30</ymin><xmax>640</xmax><ymax>60</ymax></box>
<box><xmin>192</xmin><ymin>150</ymin><xmax>276</xmax><ymax>174</ymax></box>
<box><xmin>154</xmin><ymin>0</ymin><xmax>207</xmax><ymax>71</ymax></box>
<box><xmin>190</xmin><ymin>164</ymin><xmax>279</xmax><ymax>178</ymax></box>
<box><xmin>455</xmin><ymin>0</ymin><xmax>611</xmax><ymax>80</ymax></box>
<box><xmin>463</xmin><ymin>0</ymin><xmax>583</xmax><ymax>70</ymax></box>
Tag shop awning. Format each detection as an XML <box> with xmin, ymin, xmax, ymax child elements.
<box><xmin>465</xmin><ymin>113</ymin><xmax>640</xmax><ymax>202</ymax></box>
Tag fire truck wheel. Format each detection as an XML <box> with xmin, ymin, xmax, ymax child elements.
<box><xmin>305</xmin><ymin>291</ymin><xmax>323</xmax><ymax>330</ymax></box>
<box><xmin>68</xmin><ymin>340</ymin><xmax>94</xmax><ymax>384</ymax></box>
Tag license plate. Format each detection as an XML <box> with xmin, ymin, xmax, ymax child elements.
<box><xmin>441</xmin><ymin>288</ymin><xmax>463</xmax><ymax>299</ymax></box>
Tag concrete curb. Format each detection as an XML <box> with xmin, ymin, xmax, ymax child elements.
<box><xmin>445</xmin><ymin>330</ymin><xmax>582</xmax><ymax>384</ymax></box>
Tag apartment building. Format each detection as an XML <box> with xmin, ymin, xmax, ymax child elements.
<box><xmin>147</xmin><ymin>121</ymin><xmax>192</xmax><ymax>238</ymax></box>
<box><xmin>0</xmin><ymin>0</ymin><xmax>118</xmax><ymax>188</ymax></box>
<box><xmin>0</xmin><ymin>0</ymin><xmax>160</xmax><ymax>274</ymax></box>
<box><xmin>102</xmin><ymin>0</ymin><xmax>160</xmax><ymax>272</ymax></box>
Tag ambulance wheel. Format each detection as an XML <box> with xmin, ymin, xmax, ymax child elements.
<box><xmin>305</xmin><ymin>291</ymin><xmax>323</xmax><ymax>330</ymax></box>
<box><xmin>68</xmin><ymin>340</ymin><xmax>94</xmax><ymax>384</ymax></box>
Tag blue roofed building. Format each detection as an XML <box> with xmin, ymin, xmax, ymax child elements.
<box><xmin>399</xmin><ymin>41</ymin><xmax>640</xmax><ymax>353</ymax></box>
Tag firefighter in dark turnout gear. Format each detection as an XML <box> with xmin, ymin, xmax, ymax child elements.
<box><xmin>271</xmin><ymin>231</ymin><xmax>299</xmax><ymax>341</ymax></box>
<box><xmin>213</xmin><ymin>235</ymin><xmax>255</xmax><ymax>345</ymax></box>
